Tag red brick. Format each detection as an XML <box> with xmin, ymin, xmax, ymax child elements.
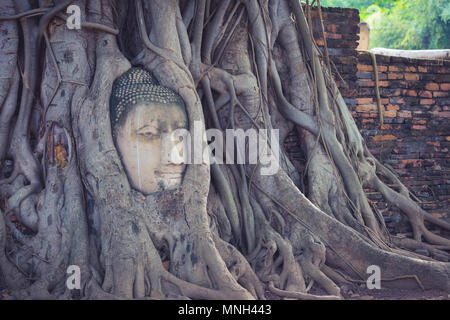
<box><xmin>405</xmin><ymin>66</ymin><xmax>417</xmax><ymax>72</ymax></box>
<box><xmin>440</xmin><ymin>83</ymin><xmax>450</xmax><ymax>91</ymax></box>
<box><xmin>384</xmin><ymin>111</ymin><xmax>397</xmax><ymax>117</ymax></box>
<box><xmin>433</xmin><ymin>91</ymin><xmax>449</xmax><ymax>98</ymax></box>
<box><xmin>316</xmin><ymin>39</ymin><xmax>325</xmax><ymax>46</ymax></box>
<box><xmin>378</xmin><ymin>81</ymin><xmax>389</xmax><ymax>87</ymax></box>
<box><xmin>362</xmin><ymin>119</ymin><xmax>374</xmax><ymax>123</ymax></box>
<box><xmin>418</xmin><ymin>66</ymin><xmax>427</xmax><ymax>72</ymax></box>
<box><xmin>436</xmin><ymin>111</ymin><xmax>450</xmax><ymax>118</ymax></box>
<box><xmin>358</xmin><ymin>64</ymin><xmax>374</xmax><ymax>72</ymax></box>
<box><xmin>402</xmin><ymin>90</ymin><xmax>417</xmax><ymax>97</ymax></box>
<box><xmin>398</xmin><ymin>111</ymin><xmax>412</xmax><ymax>118</ymax></box>
<box><xmin>389</xmin><ymin>66</ymin><xmax>401</xmax><ymax>72</ymax></box>
<box><xmin>388</xmin><ymin>73</ymin><xmax>403</xmax><ymax>80</ymax></box>
<box><xmin>386</xmin><ymin>105</ymin><xmax>400</xmax><ymax>111</ymax></box>
<box><xmin>357</xmin><ymin>98</ymin><xmax>373</xmax><ymax>104</ymax></box>
<box><xmin>400</xmin><ymin>159</ymin><xmax>422</xmax><ymax>168</ymax></box>
<box><xmin>377</xmin><ymin>66</ymin><xmax>388</xmax><ymax>72</ymax></box>
<box><xmin>420</xmin><ymin>99</ymin><xmax>434</xmax><ymax>105</ymax></box>
<box><xmin>356</xmin><ymin>104</ymin><xmax>377</xmax><ymax>112</ymax></box>
<box><xmin>326</xmin><ymin>33</ymin><xmax>342</xmax><ymax>39</ymax></box>
<box><xmin>412</xmin><ymin>125</ymin><xmax>426</xmax><ymax>130</ymax></box>
<box><xmin>425</xmin><ymin>83</ymin><xmax>439</xmax><ymax>91</ymax></box>
<box><xmin>380</xmin><ymin>98</ymin><xmax>389</xmax><ymax>104</ymax></box>
<box><xmin>405</xmin><ymin>73</ymin><xmax>420</xmax><ymax>81</ymax></box>
<box><xmin>372</xmin><ymin>135</ymin><xmax>397</xmax><ymax>141</ymax></box>
<box><xmin>326</xmin><ymin>24</ymin><xmax>338</xmax><ymax>33</ymax></box>
<box><xmin>419</xmin><ymin>91</ymin><xmax>433</xmax><ymax>98</ymax></box>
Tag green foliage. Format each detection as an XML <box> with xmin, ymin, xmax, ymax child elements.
<box><xmin>317</xmin><ymin>0</ymin><xmax>450</xmax><ymax>49</ymax></box>
<box><xmin>319</xmin><ymin>0</ymin><xmax>396</xmax><ymax>17</ymax></box>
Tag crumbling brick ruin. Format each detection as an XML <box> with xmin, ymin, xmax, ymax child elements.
<box><xmin>285</xmin><ymin>6</ymin><xmax>449</xmax><ymax>231</ymax></box>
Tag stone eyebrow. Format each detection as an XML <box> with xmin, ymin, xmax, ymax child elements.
<box><xmin>136</xmin><ymin>124</ymin><xmax>158</xmax><ymax>132</ymax></box>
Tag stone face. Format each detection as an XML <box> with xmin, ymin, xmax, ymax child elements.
<box><xmin>287</xmin><ymin>5</ymin><xmax>450</xmax><ymax>220</ymax></box>
<box><xmin>110</xmin><ymin>68</ymin><xmax>188</xmax><ymax>195</ymax></box>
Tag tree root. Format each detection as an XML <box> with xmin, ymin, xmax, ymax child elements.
<box><xmin>268</xmin><ymin>281</ymin><xmax>341</xmax><ymax>300</ymax></box>
<box><xmin>1</xmin><ymin>0</ymin><xmax>449</xmax><ymax>301</ymax></box>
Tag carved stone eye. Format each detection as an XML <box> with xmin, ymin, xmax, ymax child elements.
<box><xmin>136</xmin><ymin>126</ymin><xmax>158</xmax><ymax>138</ymax></box>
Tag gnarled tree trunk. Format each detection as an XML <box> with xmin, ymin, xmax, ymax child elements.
<box><xmin>0</xmin><ymin>0</ymin><xmax>449</xmax><ymax>300</ymax></box>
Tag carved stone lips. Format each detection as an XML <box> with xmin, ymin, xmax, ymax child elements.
<box><xmin>155</xmin><ymin>167</ymin><xmax>185</xmax><ymax>177</ymax></box>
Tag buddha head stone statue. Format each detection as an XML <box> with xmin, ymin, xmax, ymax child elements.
<box><xmin>110</xmin><ymin>67</ymin><xmax>188</xmax><ymax>194</ymax></box>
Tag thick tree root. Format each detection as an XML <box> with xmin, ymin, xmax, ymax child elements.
<box><xmin>1</xmin><ymin>0</ymin><xmax>449</xmax><ymax>300</ymax></box>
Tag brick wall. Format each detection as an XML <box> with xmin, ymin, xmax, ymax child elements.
<box><xmin>307</xmin><ymin>5</ymin><xmax>360</xmax><ymax>102</ymax></box>
<box><xmin>285</xmin><ymin>6</ymin><xmax>450</xmax><ymax>224</ymax></box>
<box><xmin>353</xmin><ymin>54</ymin><xmax>450</xmax><ymax>219</ymax></box>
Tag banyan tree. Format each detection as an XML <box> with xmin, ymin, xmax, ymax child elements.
<box><xmin>0</xmin><ymin>0</ymin><xmax>449</xmax><ymax>300</ymax></box>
